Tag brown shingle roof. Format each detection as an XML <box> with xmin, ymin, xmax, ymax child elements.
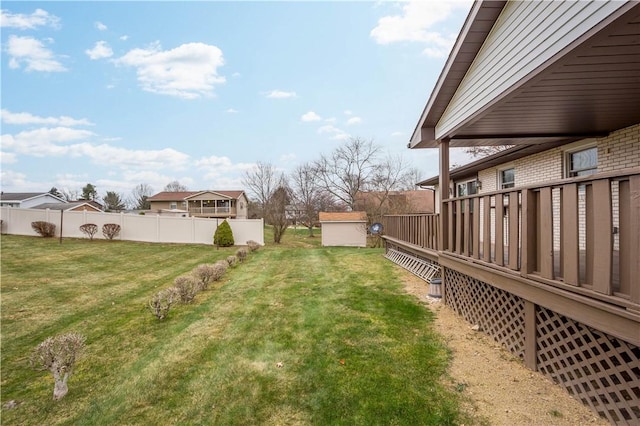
<box><xmin>148</xmin><ymin>191</ymin><xmax>244</xmax><ymax>201</ymax></box>
<box><xmin>319</xmin><ymin>211</ymin><xmax>367</xmax><ymax>222</ymax></box>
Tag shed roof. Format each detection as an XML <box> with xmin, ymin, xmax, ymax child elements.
<box><xmin>319</xmin><ymin>211</ymin><xmax>367</xmax><ymax>222</ymax></box>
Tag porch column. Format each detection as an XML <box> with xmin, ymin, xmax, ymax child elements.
<box><xmin>438</xmin><ymin>138</ymin><xmax>450</xmax><ymax>252</ymax></box>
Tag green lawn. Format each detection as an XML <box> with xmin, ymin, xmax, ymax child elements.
<box><xmin>1</xmin><ymin>232</ymin><xmax>476</xmax><ymax>425</ymax></box>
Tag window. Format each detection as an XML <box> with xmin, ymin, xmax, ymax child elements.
<box><xmin>566</xmin><ymin>146</ymin><xmax>597</xmax><ymax>177</ymax></box>
<box><xmin>455</xmin><ymin>179</ymin><xmax>478</xmax><ymax>197</ymax></box>
<box><xmin>170</xmin><ymin>202</ymin><xmax>177</xmax><ymax>209</ymax></box>
<box><xmin>500</xmin><ymin>168</ymin><xmax>515</xmax><ymax>189</ymax></box>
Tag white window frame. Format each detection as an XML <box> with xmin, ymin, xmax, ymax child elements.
<box><xmin>455</xmin><ymin>178</ymin><xmax>479</xmax><ymax>198</ymax></box>
<box><xmin>498</xmin><ymin>166</ymin><xmax>515</xmax><ymax>189</ymax></box>
<box><xmin>170</xmin><ymin>202</ymin><xmax>177</xmax><ymax>209</ymax></box>
<box><xmin>564</xmin><ymin>143</ymin><xmax>598</xmax><ymax>178</ymax></box>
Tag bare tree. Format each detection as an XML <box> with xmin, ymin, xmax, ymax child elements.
<box><xmin>267</xmin><ymin>185</ymin><xmax>291</xmax><ymax>244</ymax></box>
<box><xmin>164</xmin><ymin>180</ymin><xmax>188</xmax><ymax>192</ymax></box>
<box><xmin>313</xmin><ymin>137</ymin><xmax>381</xmax><ymax>210</ymax></box>
<box><xmin>465</xmin><ymin>145</ymin><xmax>512</xmax><ymax>159</ymax></box>
<box><xmin>131</xmin><ymin>184</ymin><xmax>153</xmax><ymax>210</ymax></box>
<box><xmin>289</xmin><ymin>163</ymin><xmax>323</xmax><ymax>236</ymax></box>
<box><xmin>243</xmin><ymin>162</ymin><xmax>280</xmax><ymax>219</ymax></box>
<box><xmin>60</xmin><ymin>188</ymin><xmax>80</xmax><ymax>202</ymax></box>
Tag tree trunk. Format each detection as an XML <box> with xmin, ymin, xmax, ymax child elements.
<box><xmin>53</xmin><ymin>372</ymin><xmax>69</xmax><ymax>400</ymax></box>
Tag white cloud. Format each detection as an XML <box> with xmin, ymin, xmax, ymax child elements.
<box><xmin>301</xmin><ymin>111</ymin><xmax>321</xmax><ymax>122</ymax></box>
<box><xmin>195</xmin><ymin>155</ymin><xmax>254</xmax><ymax>173</ymax></box>
<box><xmin>0</xmin><ymin>151</ymin><xmax>17</xmax><ymax>164</ymax></box>
<box><xmin>114</xmin><ymin>41</ymin><xmax>226</xmax><ymax>99</ymax></box>
<box><xmin>6</xmin><ymin>35</ymin><xmax>67</xmax><ymax>72</ymax></box>
<box><xmin>0</xmin><ymin>169</ymin><xmax>38</xmax><ymax>191</ymax></box>
<box><xmin>346</xmin><ymin>117</ymin><xmax>362</xmax><ymax>125</ymax></box>
<box><xmin>232</xmin><ymin>72</ymin><xmax>241</xmax><ymax>78</ymax></box>
<box><xmin>225</xmin><ymin>108</ymin><xmax>239</xmax><ymax>113</ymax></box>
<box><xmin>370</xmin><ymin>0</ymin><xmax>470</xmax><ymax>57</ymax></box>
<box><xmin>344</xmin><ymin>110</ymin><xmax>353</xmax><ymax>115</ymax></box>
<box><xmin>1</xmin><ymin>109</ymin><xmax>93</xmax><ymax>126</ymax></box>
<box><xmin>94</xmin><ymin>21</ymin><xmax>107</xmax><ymax>31</ymax></box>
<box><xmin>317</xmin><ymin>124</ymin><xmax>350</xmax><ymax>141</ymax></box>
<box><xmin>264</xmin><ymin>90</ymin><xmax>297</xmax><ymax>99</ymax></box>
<box><xmin>0</xmin><ymin>8</ymin><xmax>60</xmax><ymax>30</ymax></box>
<box><xmin>120</xmin><ymin>35</ymin><xmax>129</xmax><ymax>41</ymax></box>
<box><xmin>86</xmin><ymin>41</ymin><xmax>113</xmax><ymax>60</ymax></box>
<box><xmin>280</xmin><ymin>153</ymin><xmax>297</xmax><ymax>164</ymax></box>
<box><xmin>2</xmin><ymin>127</ymin><xmax>190</xmax><ymax>169</ymax></box>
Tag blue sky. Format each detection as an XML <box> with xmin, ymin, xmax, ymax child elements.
<box><xmin>1</xmin><ymin>1</ymin><xmax>473</xmax><ymax>199</ymax></box>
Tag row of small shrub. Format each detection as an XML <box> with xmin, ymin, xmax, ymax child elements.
<box><xmin>29</xmin><ymin>221</ymin><xmax>121</xmax><ymax>240</ymax></box>
<box><xmin>148</xmin><ymin>243</ymin><xmax>260</xmax><ymax>320</ymax></box>
<box><xmin>27</xmin><ymin>240</ymin><xmax>262</xmax><ymax>402</ymax></box>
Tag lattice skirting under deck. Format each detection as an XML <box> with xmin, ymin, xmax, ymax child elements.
<box><xmin>444</xmin><ymin>268</ymin><xmax>640</xmax><ymax>424</ymax></box>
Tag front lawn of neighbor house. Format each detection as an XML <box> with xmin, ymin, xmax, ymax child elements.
<box><xmin>1</xmin><ymin>234</ymin><xmax>473</xmax><ymax>425</ymax></box>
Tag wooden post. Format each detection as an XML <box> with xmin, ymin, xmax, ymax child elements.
<box><xmin>524</xmin><ymin>300</ymin><xmax>537</xmax><ymax>370</ymax></box>
<box><xmin>439</xmin><ymin>139</ymin><xmax>450</xmax><ymax>252</ymax></box>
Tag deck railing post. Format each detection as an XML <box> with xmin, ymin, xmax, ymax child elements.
<box><xmin>438</xmin><ymin>139</ymin><xmax>450</xmax><ymax>252</ymax></box>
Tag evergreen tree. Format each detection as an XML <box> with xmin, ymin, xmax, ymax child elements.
<box><xmin>213</xmin><ymin>220</ymin><xmax>234</xmax><ymax>247</ymax></box>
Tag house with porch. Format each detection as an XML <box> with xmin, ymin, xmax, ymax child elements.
<box><xmin>382</xmin><ymin>1</ymin><xmax>639</xmax><ymax>423</ymax></box>
<box><xmin>147</xmin><ymin>190</ymin><xmax>248</xmax><ymax>219</ymax></box>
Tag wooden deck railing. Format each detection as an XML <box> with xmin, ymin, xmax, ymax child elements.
<box><xmin>188</xmin><ymin>206</ymin><xmax>236</xmax><ymax>216</ymax></box>
<box><xmin>384</xmin><ymin>168</ymin><xmax>640</xmax><ymax>311</ymax></box>
<box><xmin>383</xmin><ymin>214</ymin><xmax>439</xmax><ymax>251</ymax></box>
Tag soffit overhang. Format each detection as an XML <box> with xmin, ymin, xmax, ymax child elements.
<box><xmin>410</xmin><ymin>1</ymin><xmax>640</xmax><ymax>149</ymax></box>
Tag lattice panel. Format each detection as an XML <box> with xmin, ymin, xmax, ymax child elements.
<box><xmin>444</xmin><ymin>268</ymin><xmax>526</xmax><ymax>359</ymax></box>
<box><xmin>536</xmin><ymin>307</ymin><xmax>640</xmax><ymax>424</ymax></box>
<box><xmin>385</xmin><ymin>248</ymin><xmax>440</xmax><ymax>283</ymax></box>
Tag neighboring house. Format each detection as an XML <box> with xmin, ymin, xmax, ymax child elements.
<box><xmin>32</xmin><ymin>202</ymin><xmax>102</xmax><ymax>212</ymax></box>
<box><xmin>0</xmin><ymin>192</ymin><xmax>66</xmax><ymax>208</ymax></box>
<box><xmin>147</xmin><ymin>191</ymin><xmax>249</xmax><ymax>219</ymax></box>
<box><xmin>319</xmin><ymin>211</ymin><xmax>367</xmax><ymax>247</ymax></box>
<box><xmin>354</xmin><ymin>190</ymin><xmax>435</xmax><ymax>217</ymax></box>
<box><xmin>383</xmin><ymin>1</ymin><xmax>640</xmax><ymax>424</ymax></box>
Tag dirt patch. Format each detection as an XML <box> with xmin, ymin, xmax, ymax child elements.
<box><xmin>400</xmin><ymin>273</ymin><xmax>608</xmax><ymax>426</ymax></box>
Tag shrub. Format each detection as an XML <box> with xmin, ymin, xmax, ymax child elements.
<box><xmin>79</xmin><ymin>223</ymin><xmax>98</xmax><ymax>240</ymax></box>
<box><xmin>213</xmin><ymin>220</ymin><xmax>234</xmax><ymax>247</ymax></box>
<box><xmin>173</xmin><ymin>275</ymin><xmax>198</xmax><ymax>304</ymax></box>
<box><xmin>192</xmin><ymin>264</ymin><xmax>216</xmax><ymax>291</ymax></box>
<box><xmin>148</xmin><ymin>288</ymin><xmax>178</xmax><ymax>320</ymax></box>
<box><xmin>102</xmin><ymin>223</ymin><xmax>121</xmax><ymax>240</ymax></box>
<box><xmin>30</xmin><ymin>333</ymin><xmax>86</xmax><ymax>400</ymax></box>
<box><xmin>236</xmin><ymin>248</ymin><xmax>248</xmax><ymax>263</ymax></box>
<box><xmin>226</xmin><ymin>255</ymin><xmax>238</xmax><ymax>267</ymax></box>
<box><xmin>211</xmin><ymin>260</ymin><xmax>228</xmax><ymax>281</ymax></box>
<box><xmin>31</xmin><ymin>221</ymin><xmax>56</xmax><ymax>238</ymax></box>
<box><xmin>246</xmin><ymin>240</ymin><xmax>260</xmax><ymax>252</ymax></box>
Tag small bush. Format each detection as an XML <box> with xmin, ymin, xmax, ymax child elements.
<box><xmin>236</xmin><ymin>248</ymin><xmax>248</xmax><ymax>262</ymax></box>
<box><xmin>30</xmin><ymin>333</ymin><xmax>86</xmax><ymax>400</ymax></box>
<box><xmin>192</xmin><ymin>264</ymin><xmax>216</xmax><ymax>291</ymax></box>
<box><xmin>31</xmin><ymin>221</ymin><xmax>56</xmax><ymax>238</ymax></box>
<box><xmin>148</xmin><ymin>288</ymin><xmax>178</xmax><ymax>320</ymax></box>
<box><xmin>102</xmin><ymin>223</ymin><xmax>121</xmax><ymax>240</ymax></box>
<box><xmin>226</xmin><ymin>255</ymin><xmax>238</xmax><ymax>267</ymax></box>
<box><xmin>173</xmin><ymin>275</ymin><xmax>198</xmax><ymax>304</ymax></box>
<box><xmin>79</xmin><ymin>223</ymin><xmax>98</xmax><ymax>240</ymax></box>
<box><xmin>213</xmin><ymin>220</ymin><xmax>234</xmax><ymax>247</ymax></box>
<box><xmin>211</xmin><ymin>260</ymin><xmax>228</xmax><ymax>281</ymax></box>
<box><xmin>246</xmin><ymin>240</ymin><xmax>260</xmax><ymax>252</ymax></box>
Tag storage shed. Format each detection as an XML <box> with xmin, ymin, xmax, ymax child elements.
<box><xmin>319</xmin><ymin>211</ymin><xmax>367</xmax><ymax>247</ymax></box>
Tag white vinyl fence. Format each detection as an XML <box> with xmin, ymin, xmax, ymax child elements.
<box><xmin>0</xmin><ymin>207</ymin><xmax>264</xmax><ymax>246</ymax></box>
